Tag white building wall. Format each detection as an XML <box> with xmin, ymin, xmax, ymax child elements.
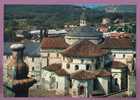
<box><xmin>70</xmin><ymin>79</ymin><xmax>94</xmax><ymax>97</ymax></box>
<box><xmin>112</xmin><ymin>50</ymin><xmax>135</xmax><ymax>72</ymax></box>
<box><xmin>71</xmin><ymin>80</ymin><xmax>88</xmax><ymax>97</ymax></box>
<box><xmin>41</xmin><ymin>70</ymin><xmax>66</xmax><ymax>94</ymax></box>
<box><xmin>97</xmin><ymin>77</ymin><xmax>109</xmax><ymax>95</ymax></box>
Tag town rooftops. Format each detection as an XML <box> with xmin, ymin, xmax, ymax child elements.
<box><xmin>99</xmin><ymin>37</ymin><xmax>132</xmax><ymax>49</ymax></box>
<box><xmin>71</xmin><ymin>70</ymin><xmax>112</xmax><ymax>80</ymax></box>
<box><xmin>41</xmin><ymin>36</ymin><xmax>69</xmax><ymax>49</ymax></box>
<box><xmin>62</xmin><ymin>40</ymin><xmax>108</xmax><ymax>57</ymax></box>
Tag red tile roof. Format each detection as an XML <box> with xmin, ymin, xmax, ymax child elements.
<box><xmin>71</xmin><ymin>70</ymin><xmax>97</xmax><ymax>80</ymax></box>
<box><xmin>71</xmin><ymin>70</ymin><xmax>111</xmax><ymax>80</ymax></box>
<box><xmin>62</xmin><ymin>40</ymin><xmax>108</xmax><ymax>57</ymax></box>
<box><xmin>96</xmin><ymin>70</ymin><xmax>112</xmax><ymax>77</ymax></box>
<box><xmin>43</xmin><ymin>63</ymin><xmax>62</xmax><ymax>72</ymax></box>
<box><xmin>99</xmin><ymin>37</ymin><xmax>132</xmax><ymax>49</ymax></box>
<box><xmin>110</xmin><ymin>32</ymin><xmax>131</xmax><ymax>38</ymax></box>
<box><xmin>43</xmin><ymin>63</ymin><xmax>69</xmax><ymax>76</ymax></box>
<box><xmin>55</xmin><ymin>69</ymin><xmax>69</xmax><ymax>76</ymax></box>
<box><xmin>41</xmin><ymin>36</ymin><xmax>69</xmax><ymax>49</ymax></box>
<box><xmin>112</xmin><ymin>61</ymin><xmax>127</xmax><ymax>69</ymax></box>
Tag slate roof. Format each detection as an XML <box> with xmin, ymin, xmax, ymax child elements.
<box><xmin>62</xmin><ymin>40</ymin><xmax>108</xmax><ymax>57</ymax></box>
<box><xmin>4</xmin><ymin>40</ymin><xmax>40</xmax><ymax>57</ymax></box>
<box><xmin>67</xmin><ymin>26</ymin><xmax>103</xmax><ymax>37</ymax></box>
<box><xmin>41</xmin><ymin>36</ymin><xmax>69</xmax><ymax>49</ymax></box>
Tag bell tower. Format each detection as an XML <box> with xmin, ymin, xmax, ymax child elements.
<box><xmin>80</xmin><ymin>7</ymin><xmax>87</xmax><ymax>26</ymax></box>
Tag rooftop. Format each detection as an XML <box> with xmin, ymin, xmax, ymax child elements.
<box><xmin>105</xmin><ymin>61</ymin><xmax>127</xmax><ymax>69</ymax></box>
<box><xmin>41</xmin><ymin>36</ymin><xmax>69</xmax><ymax>49</ymax></box>
<box><xmin>67</xmin><ymin>26</ymin><xmax>103</xmax><ymax>37</ymax></box>
<box><xmin>98</xmin><ymin>37</ymin><xmax>132</xmax><ymax>49</ymax></box>
<box><xmin>4</xmin><ymin>40</ymin><xmax>40</xmax><ymax>57</ymax></box>
<box><xmin>43</xmin><ymin>63</ymin><xmax>69</xmax><ymax>76</ymax></box>
<box><xmin>71</xmin><ymin>70</ymin><xmax>112</xmax><ymax>80</ymax></box>
<box><xmin>62</xmin><ymin>40</ymin><xmax>108</xmax><ymax>57</ymax></box>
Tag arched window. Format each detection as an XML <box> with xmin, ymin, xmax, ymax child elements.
<box><xmin>78</xmin><ymin>85</ymin><xmax>85</xmax><ymax>95</ymax></box>
<box><xmin>123</xmin><ymin>54</ymin><xmax>125</xmax><ymax>58</ymax></box>
<box><xmin>50</xmin><ymin>76</ymin><xmax>56</xmax><ymax>89</ymax></box>
<box><xmin>57</xmin><ymin>53</ymin><xmax>59</xmax><ymax>57</ymax></box>
<box><xmin>66</xmin><ymin>64</ymin><xmax>70</xmax><ymax>69</ymax></box>
<box><xmin>32</xmin><ymin>67</ymin><xmax>34</xmax><ymax>71</ymax></box>
<box><xmin>81</xmin><ymin>59</ymin><xmax>84</xmax><ymax>63</ymax></box>
<box><xmin>75</xmin><ymin>65</ymin><xmax>79</xmax><ymax>70</ymax></box>
<box><xmin>32</xmin><ymin>57</ymin><xmax>34</xmax><ymax>62</ymax></box>
<box><xmin>86</xmin><ymin>64</ymin><xmax>90</xmax><ymax>70</ymax></box>
<box><xmin>48</xmin><ymin>53</ymin><xmax>50</xmax><ymax>57</ymax></box>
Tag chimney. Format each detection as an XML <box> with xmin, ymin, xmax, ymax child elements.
<box><xmin>44</xmin><ymin>28</ymin><xmax>48</xmax><ymax>37</ymax></box>
<box><xmin>40</xmin><ymin>28</ymin><xmax>43</xmax><ymax>42</ymax></box>
<box><xmin>4</xmin><ymin>43</ymin><xmax>37</xmax><ymax>97</ymax></box>
<box><xmin>10</xmin><ymin>44</ymin><xmax>25</xmax><ymax>62</ymax></box>
<box><xmin>10</xmin><ymin>43</ymin><xmax>28</xmax><ymax>79</ymax></box>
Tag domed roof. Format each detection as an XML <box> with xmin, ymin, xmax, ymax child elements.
<box><xmin>67</xmin><ymin>26</ymin><xmax>103</xmax><ymax>37</ymax></box>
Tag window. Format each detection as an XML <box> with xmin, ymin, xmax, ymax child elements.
<box><xmin>68</xmin><ymin>58</ymin><xmax>73</xmax><ymax>62</ymax></box>
<box><xmin>78</xmin><ymin>85</ymin><xmax>85</xmax><ymax>95</ymax></box>
<box><xmin>113</xmin><ymin>54</ymin><xmax>116</xmax><ymax>57</ymax></box>
<box><xmin>32</xmin><ymin>57</ymin><xmax>34</xmax><ymax>62</ymax></box>
<box><xmin>57</xmin><ymin>53</ymin><xmax>59</xmax><ymax>57</ymax></box>
<box><xmin>134</xmin><ymin>54</ymin><xmax>136</xmax><ymax>58</ymax></box>
<box><xmin>123</xmin><ymin>54</ymin><xmax>125</xmax><ymax>58</ymax></box>
<box><xmin>95</xmin><ymin>57</ymin><xmax>100</xmax><ymax>69</ymax></box>
<box><xmin>91</xmin><ymin>59</ymin><xmax>94</xmax><ymax>63</ymax></box>
<box><xmin>86</xmin><ymin>64</ymin><xmax>90</xmax><ymax>70</ymax></box>
<box><xmin>32</xmin><ymin>67</ymin><xmax>34</xmax><ymax>71</ymax></box>
<box><xmin>81</xmin><ymin>59</ymin><xmax>84</xmax><ymax>63</ymax></box>
<box><xmin>48</xmin><ymin>53</ymin><xmax>50</xmax><ymax>57</ymax></box>
<box><xmin>66</xmin><ymin>64</ymin><xmax>70</xmax><ymax>69</ymax></box>
<box><xmin>68</xmin><ymin>78</ymin><xmax>72</xmax><ymax>88</ymax></box>
<box><xmin>50</xmin><ymin>76</ymin><xmax>56</xmax><ymax>89</ymax></box>
<box><xmin>93</xmin><ymin>79</ymin><xmax>98</xmax><ymax>90</ymax></box>
<box><xmin>75</xmin><ymin>65</ymin><xmax>79</xmax><ymax>70</ymax></box>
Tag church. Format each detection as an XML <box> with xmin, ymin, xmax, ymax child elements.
<box><xmin>40</xmin><ymin>11</ymin><xmax>135</xmax><ymax>97</ymax></box>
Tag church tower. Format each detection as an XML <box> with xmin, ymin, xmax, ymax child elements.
<box><xmin>80</xmin><ymin>8</ymin><xmax>87</xmax><ymax>26</ymax></box>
